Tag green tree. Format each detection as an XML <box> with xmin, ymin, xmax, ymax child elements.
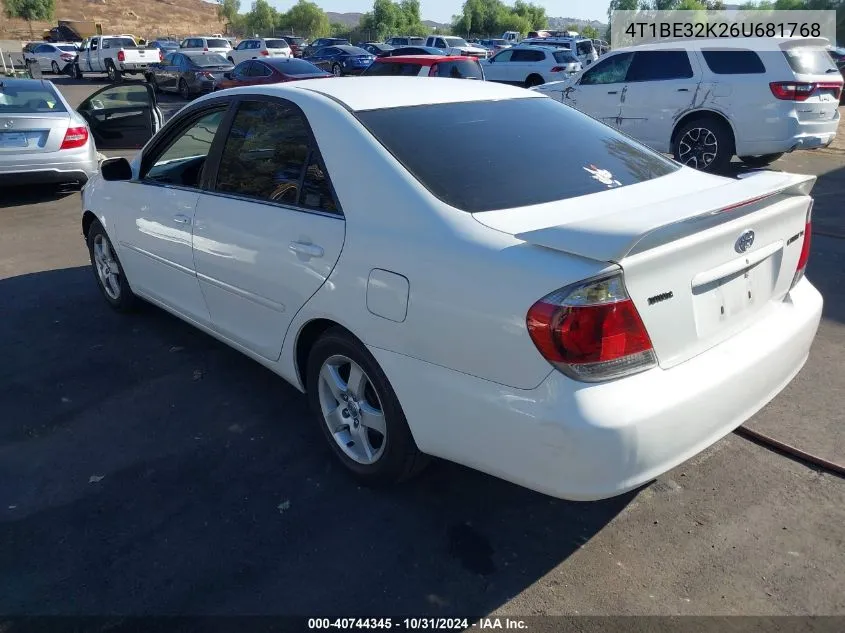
<box><xmin>581</xmin><ymin>24</ymin><xmax>600</xmax><ymax>39</ymax></box>
<box><xmin>606</xmin><ymin>0</ymin><xmax>640</xmax><ymax>41</ymax></box>
<box><xmin>216</xmin><ymin>0</ymin><xmax>241</xmax><ymax>28</ymax></box>
<box><xmin>278</xmin><ymin>0</ymin><xmax>330</xmax><ymax>37</ymax></box>
<box><xmin>4</xmin><ymin>0</ymin><xmax>55</xmax><ymax>38</ymax></box>
<box><xmin>245</xmin><ymin>0</ymin><xmax>277</xmax><ymax>36</ymax></box>
<box><xmin>360</xmin><ymin>0</ymin><xmax>429</xmax><ymax>40</ymax></box>
<box><xmin>451</xmin><ymin>0</ymin><xmax>543</xmax><ymax>37</ymax></box>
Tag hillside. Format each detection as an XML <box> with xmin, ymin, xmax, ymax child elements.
<box><xmin>0</xmin><ymin>0</ymin><xmax>226</xmax><ymax>40</ymax></box>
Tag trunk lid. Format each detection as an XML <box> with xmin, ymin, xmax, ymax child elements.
<box><xmin>0</xmin><ymin>113</ymin><xmax>70</xmax><ymax>154</ymax></box>
<box><xmin>779</xmin><ymin>39</ymin><xmax>843</xmax><ymax>122</ymax></box>
<box><xmin>473</xmin><ymin>168</ymin><xmax>815</xmax><ymax>369</ymax></box>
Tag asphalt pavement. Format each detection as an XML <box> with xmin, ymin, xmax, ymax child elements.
<box><xmin>0</xmin><ymin>75</ymin><xmax>843</xmax><ymax>617</ymax></box>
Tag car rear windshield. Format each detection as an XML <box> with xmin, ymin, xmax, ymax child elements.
<box><xmin>336</xmin><ymin>45</ymin><xmax>369</xmax><ymax>55</ymax></box>
<box><xmin>265</xmin><ymin>39</ymin><xmax>290</xmax><ymax>49</ymax></box>
<box><xmin>433</xmin><ymin>60</ymin><xmax>483</xmax><ymax>79</ymax></box>
<box><xmin>356</xmin><ymin>98</ymin><xmax>678</xmax><ymax>213</ymax></box>
<box><xmin>207</xmin><ymin>39</ymin><xmax>230</xmax><ymax>49</ymax></box>
<box><xmin>553</xmin><ymin>50</ymin><xmax>578</xmax><ymax>63</ymax></box>
<box><xmin>105</xmin><ymin>37</ymin><xmax>136</xmax><ymax>49</ymax></box>
<box><xmin>362</xmin><ymin>62</ymin><xmax>423</xmax><ymax>76</ymax></box>
<box><xmin>286</xmin><ymin>37</ymin><xmax>305</xmax><ymax>45</ymax></box>
<box><xmin>409</xmin><ymin>38</ymin><xmax>426</xmax><ymax>45</ymax></box>
<box><xmin>193</xmin><ymin>54</ymin><xmax>230</xmax><ymax>66</ymax></box>
<box><xmin>270</xmin><ymin>59</ymin><xmax>324</xmax><ymax>74</ymax></box>
<box><xmin>0</xmin><ymin>85</ymin><xmax>66</xmax><ymax>113</ymax></box>
<box><xmin>782</xmin><ymin>47</ymin><xmax>838</xmax><ymax>74</ymax></box>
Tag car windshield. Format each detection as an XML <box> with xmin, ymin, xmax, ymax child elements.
<box><xmin>783</xmin><ymin>47</ymin><xmax>839</xmax><ymax>74</ymax></box>
<box><xmin>265</xmin><ymin>39</ymin><xmax>290</xmax><ymax>49</ymax></box>
<box><xmin>0</xmin><ymin>84</ymin><xmax>66</xmax><ymax>113</ymax></box>
<box><xmin>444</xmin><ymin>37</ymin><xmax>468</xmax><ymax>47</ymax></box>
<box><xmin>356</xmin><ymin>98</ymin><xmax>678</xmax><ymax>213</ymax></box>
<box><xmin>207</xmin><ymin>39</ymin><xmax>230</xmax><ymax>49</ymax></box>
<box><xmin>553</xmin><ymin>51</ymin><xmax>578</xmax><ymax>64</ymax></box>
<box><xmin>576</xmin><ymin>40</ymin><xmax>594</xmax><ymax>55</ymax></box>
<box><xmin>270</xmin><ymin>59</ymin><xmax>323</xmax><ymax>74</ymax></box>
<box><xmin>57</xmin><ymin>45</ymin><xmax>78</xmax><ymax>52</ymax></box>
<box><xmin>191</xmin><ymin>54</ymin><xmax>230</xmax><ymax>66</ymax></box>
<box><xmin>286</xmin><ymin>37</ymin><xmax>305</xmax><ymax>45</ymax></box>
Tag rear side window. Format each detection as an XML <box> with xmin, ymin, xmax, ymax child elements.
<box><xmin>626</xmin><ymin>50</ymin><xmax>693</xmax><ymax>81</ymax></box>
<box><xmin>701</xmin><ymin>49</ymin><xmax>765</xmax><ymax>74</ymax></box>
<box><xmin>356</xmin><ymin>98</ymin><xmax>678</xmax><ymax>213</ymax></box>
<box><xmin>553</xmin><ymin>51</ymin><xmax>578</xmax><ymax>64</ymax></box>
<box><xmin>363</xmin><ymin>62</ymin><xmax>423</xmax><ymax>76</ymax></box>
<box><xmin>433</xmin><ymin>60</ymin><xmax>483</xmax><ymax>79</ymax></box>
<box><xmin>511</xmin><ymin>49</ymin><xmax>545</xmax><ymax>62</ymax></box>
<box><xmin>782</xmin><ymin>48</ymin><xmax>838</xmax><ymax>74</ymax></box>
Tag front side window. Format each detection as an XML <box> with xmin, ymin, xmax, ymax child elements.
<box><xmin>233</xmin><ymin>62</ymin><xmax>252</xmax><ymax>78</ymax></box>
<box><xmin>579</xmin><ymin>52</ymin><xmax>633</xmax><ymax>85</ymax></box>
<box><xmin>214</xmin><ymin>100</ymin><xmax>339</xmax><ymax>214</ymax></box>
<box><xmin>144</xmin><ymin>109</ymin><xmax>226</xmax><ymax>187</ymax></box>
<box><xmin>356</xmin><ymin>97</ymin><xmax>678</xmax><ymax>213</ymax></box>
<box><xmin>626</xmin><ymin>50</ymin><xmax>694</xmax><ymax>81</ymax></box>
<box><xmin>492</xmin><ymin>49</ymin><xmax>513</xmax><ymax>63</ymax></box>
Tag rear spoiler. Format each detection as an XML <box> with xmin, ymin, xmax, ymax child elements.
<box><xmin>513</xmin><ymin>171</ymin><xmax>816</xmax><ymax>263</ymax></box>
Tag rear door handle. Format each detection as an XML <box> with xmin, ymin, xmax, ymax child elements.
<box><xmin>289</xmin><ymin>242</ymin><xmax>324</xmax><ymax>258</ymax></box>
<box><xmin>173</xmin><ymin>214</ymin><xmax>191</xmax><ymax>225</ymax></box>
<box><xmin>607</xmin><ymin>90</ymin><xmax>618</xmax><ymax>94</ymax></box>
<box><xmin>677</xmin><ymin>88</ymin><xmax>689</xmax><ymax>92</ymax></box>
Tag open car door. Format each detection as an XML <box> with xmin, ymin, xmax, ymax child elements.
<box><xmin>75</xmin><ymin>83</ymin><xmax>162</xmax><ymax>150</ymax></box>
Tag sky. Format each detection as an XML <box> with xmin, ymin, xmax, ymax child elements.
<box><xmin>267</xmin><ymin>1</ymin><xmax>610</xmax><ymax>24</ymax></box>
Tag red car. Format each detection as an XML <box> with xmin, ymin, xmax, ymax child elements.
<box><xmin>361</xmin><ymin>55</ymin><xmax>485</xmax><ymax>80</ymax></box>
<box><xmin>216</xmin><ymin>57</ymin><xmax>332</xmax><ymax>90</ymax></box>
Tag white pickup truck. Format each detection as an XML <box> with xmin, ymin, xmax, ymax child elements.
<box><xmin>72</xmin><ymin>35</ymin><xmax>157</xmax><ymax>83</ymax></box>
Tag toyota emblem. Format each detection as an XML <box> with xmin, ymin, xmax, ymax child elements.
<box><xmin>735</xmin><ymin>230</ymin><xmax>755</xmax><ymax>253</ymax></box>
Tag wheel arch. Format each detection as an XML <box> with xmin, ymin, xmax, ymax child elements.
<box><xmin>671</xmin><ymin>108</ymin><xmax>737</xmax><ymax>152</ymax></box>
<box><xmin>294</xmin><ymin>318</ymin><xmax>359</xmax><ymax>391</ymax></box>
<box><xmin>82</xmin><ymin>210</ymin><xmax>98</xmax><ymax>239</ymax></box>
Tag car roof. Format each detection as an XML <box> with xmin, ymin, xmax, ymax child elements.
<box><xmin>290</xmin><ymin>76</ymin><xmax>541</xmax><ymax>111</ymax></box>
<box><xmin>612</xmin><ymin>36</ymin><xmax>831</xmax><ymax>52</ymax></box>
<box><xmin>377</xmin><ymin>55</ymin><xmax>477</xmax><ymax>64</ymax></box>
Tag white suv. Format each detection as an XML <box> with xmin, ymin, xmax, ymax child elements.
<box><xmin>534</xmin><ymin>38</ymin><xmax>843</xmax><ymax>172</ymax></box>
<box><xmin>180</xmin><ymin>36</ymin><xmax>232</xmax><ymax>55</ymax></box>
<box><xmin>481</xmin><ymin>45</ymin><xmax>581</xmax><ymax>87</ymax></box>
<box><xmin>425</xmin><ymin>36</ymin><xmax>489</xmax><ymax>59</ymax></box>
<box><xmin>227</xmin><ymin>38</ymin><xmax>291</xmax><ymax>65</ymax></box>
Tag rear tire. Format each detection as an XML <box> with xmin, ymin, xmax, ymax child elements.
<box><xmin>305</xmin><ymin>327</ymin><xmax>428</xmax><ymax>486</ymax></box>
<box><xmin>738</xmin><ymin>153</ymin><xmax>784</xmax><ymax>168</ymax></box>
<box><xmin>525</xmin><ymin>74</ymin><xmax>544</xmax><ymax>88</ymax></box>
<box><xmin>672</xmin><ymin>116</ymin><xmax>734</xmax><ymax>173</ymax></box>
<box><xmin>106</xmin><ymin>61</ymin><xmax>122</xmax><ymax>83</ymax></box>
<box><xmin>179</xmin><ymin>78</ymin><xmax>191</xmax><ymax>100</ymax></box>
<box><xmin>148</xmin><ymin>73</ymin><xmax>161</xmax><ymax>93</ymax></box>
<box><xmin>332</xmin><ymin>63</ymin><xmax>343</xmax><ymax>77</ymax></box>
<box><xmin>73</xmin><ymin>63</ymin><xmax>83</xmax><ymax>80</ymax></box>
<box><xmin>51</xmin><ymin>60</ymin><xmax>60</xmax><ymax>74</ymax></box>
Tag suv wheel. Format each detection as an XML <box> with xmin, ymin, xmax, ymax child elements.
<box><xmin>673</xmin><ymin>117</ymin><xmax>734</xmax><ymax>173</ymax></box>
<box><xmin>525</xmin><ymin>74</ymin><xmax>544</xmax><ymax>88</ymax></box>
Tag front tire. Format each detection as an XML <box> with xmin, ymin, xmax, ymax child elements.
<box><xmin>738</xmin><ymin>153</ymin><xmax>784</xmax><ymax>168</ymax></box>
<box><xmin>672</xmin><ymin>116</ymin><xmax>734</xmax><ymax>173</ymax></box>
<box><xmin>179</xmin><ymin>78</ymin><xmax>191</xmax><ymax>100</ymax></box>
<box><xmin>306</xmin><ymin>327</ymin><xmax>427</xmax><ymax>485</ymax></box>
<box><xmin>332</xmin><ymin>63</ymin><xmax>343</xmax><ymax>77</ymax></box>
<box><xmin>87</xmin><ymin>220</ymin><xmax>136</xmax><ymax>312</ymax></box>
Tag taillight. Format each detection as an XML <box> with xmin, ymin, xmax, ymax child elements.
<box><xmin>117</xmin><ymin>50</ymin><xmax>125</xmax><ymax>62</ymax></box>
<box><xmin>159</xmin><ymin>50</ymin><xmax>164</xmax><ymax>62</ymax></box>
<box><xmin>199</xmin><ymin>71</ymin><xmax>215</xmax><ymax>80</ymax></box>
<box><xmin>260</xmin><ymin>49</ymin><xmax>269</xmax><ymax>56</ymax></box>
<box><xmin>769</xmin><ymin>81</ymin><xmax>816</xmax><ymax>101</ymax></box>
<box><xmin>428</xmin><ymin>63</ymin><xmax>438</xmax><ymax>76</ymax></box>
<box><xmin>60</xmin><ymin>125</ymin><xmax>89</xmax><ymax>150</ymax></box>
<box><xmin>790</xmin><ymin>201</ymin><xmax>813</xmax><ymax>289</ymax></box>
<box><xmin>550</xmin><ymin>66</ymin><xmax>566</xmax><ymax>72</ymax></box>
<box><xmin>203</xmin><ymin>47</ymin><xmax>209</xmax><ymax>52</ymax></box>
<box><xmin>526</xmin><ymin>271</ymin><xmax>656</xmax><ymax>382</ymax></box>
<box><xmin>60</xmin><ymin>53</ymin><xmax>74</xmax><ymax>61</ymax></box>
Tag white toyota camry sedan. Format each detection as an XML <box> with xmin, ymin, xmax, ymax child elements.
<box><xmin>80</xmin><ymin>77</ymin><xmax>822</xmax><ymax>500</ymax></box>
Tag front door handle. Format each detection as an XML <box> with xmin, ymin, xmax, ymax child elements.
<box><xmin>607</xmin><ymin>90</ymin><xmax>618</xmax><ymax>94</ymax></box>
<box><xmin>173</xmin><ymin>214</ymin><xmax>191</xmax><ymax>225</ymax></box>
<box><xmin>677</xmin><ymin>88</ymin><xmax>689</xmax><ymax>92</ymax></box>
<box><xmin>289</xmin><ymin>241</ymin><xmax>324</xmax><ymax>258</ymax></box>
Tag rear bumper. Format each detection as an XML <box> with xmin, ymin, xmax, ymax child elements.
<box><xmin>370</xmin><ymin>278</ymin><xmax>823</xmax><ymax>501</ymax></box>
<box><xmin>0</xmin><ymin>152</ymin><xmax>98</xmax><ymax>186</ymax></box>
<box><xmin>735</xmin><ymin>110</ymin><xmax>839</xmax><ymax>156</ymax></box>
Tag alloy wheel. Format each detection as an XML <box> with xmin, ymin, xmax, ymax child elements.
<box><xmin>317</xmin><ymin>354</ymin><xmax>387</xmax><ymax>465</ymax></box>
<box><xmin>51</xmin><ymin>61</ymin><xmax>60</xmax><ymax>74</ymax></box>
<box><xmin>92</xmin><ymin>234</ymin><xmax>122</xmax><ymax>301</ymax></box>
<box><xmin>332</xmin><ymin>64</ymin><xmax>342</xmax><ymax>76</ymax></box>
<box><xmin>677</xmin><ymin>127</ymin><xmax>718</xmax><ymax>170</ymax></box>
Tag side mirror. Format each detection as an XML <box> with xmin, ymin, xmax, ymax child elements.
<box><xmin>223</xmin><ymin>72</ymin><xmax>232</xmax><ymax>79</ymax></box>
<box><xmin>101</xmin><ymin>157</ymin><xmax>133</xmax><ymax>181</ymax></box>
